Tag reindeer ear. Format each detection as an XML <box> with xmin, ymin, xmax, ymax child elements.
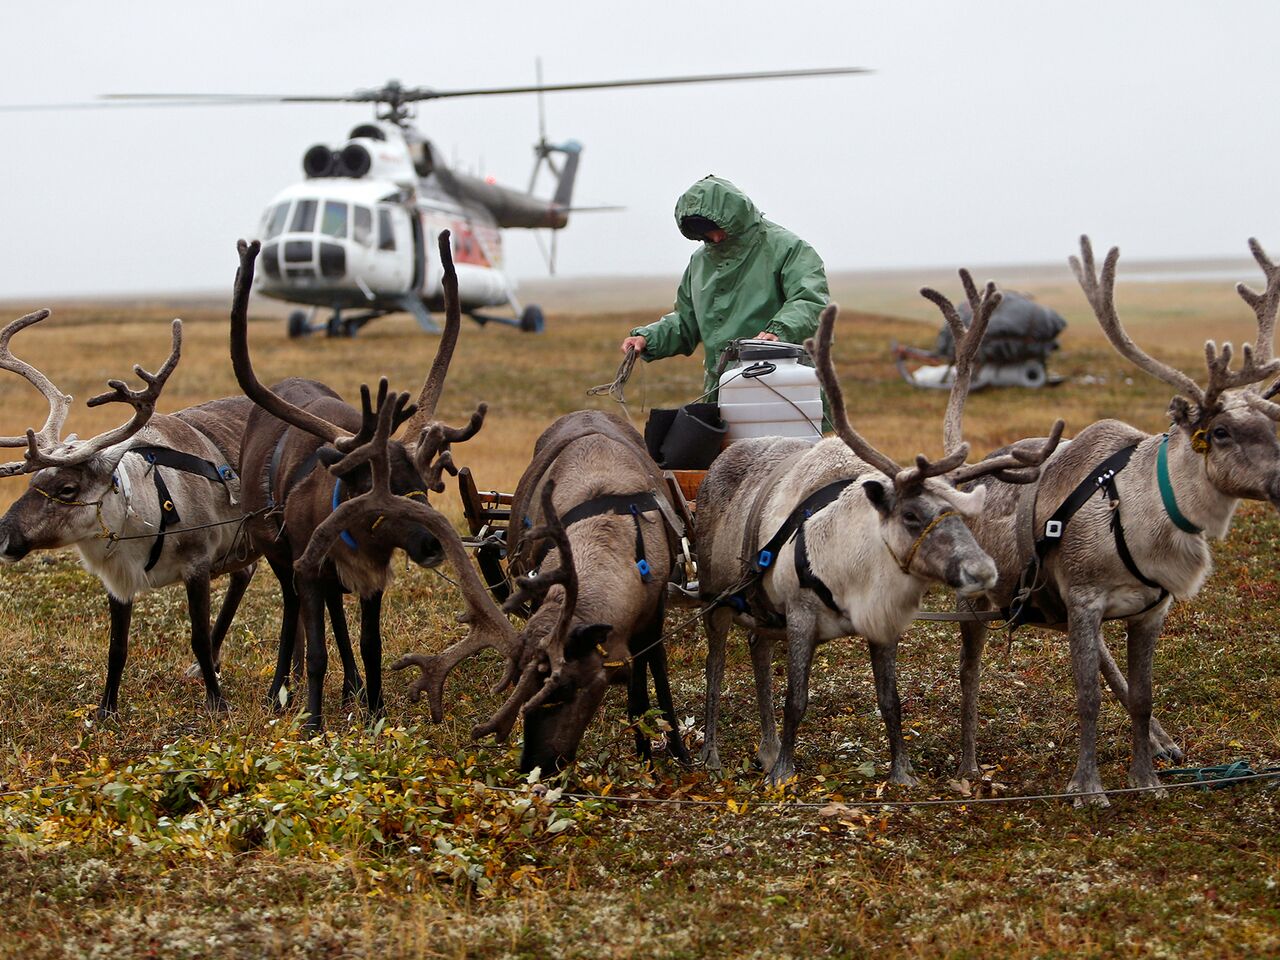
<box><xmin>1169</xmin><ymin>396</ymin><xmax>1197</xmax><ymax>427</ymax></box>
<box><xmin>861</xmin><ymin>478</ymin><xmax>894</xmax><ymax>517</ymax></box>
<box><xmin>565</xmin><ymin>623</ymin><xmax>612</xmax><ymax>661</ymax></box>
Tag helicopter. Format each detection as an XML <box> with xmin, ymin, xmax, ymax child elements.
<box><xmin>11</xmin><ymin>67</ymin><xmax>868</xmax><ymax>337</ymax></box>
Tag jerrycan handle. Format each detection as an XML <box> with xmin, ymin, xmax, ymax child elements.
<box><xmin>741</xmin><ymin>361</ymin><xmax>776</xmax><ymax>379</ymax></box>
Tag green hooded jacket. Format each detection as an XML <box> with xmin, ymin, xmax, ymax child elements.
<box><xmin>630</xmin><ymin>176</ymin><xmax>829</xmax><ymax>396</ymax></box>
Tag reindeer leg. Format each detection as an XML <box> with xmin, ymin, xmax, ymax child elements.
<box><xmin>98</xmin><ymin>594</ymin><xmax>132</xmax><ymax>719</ymax></box>
<box><xmin>957</xmin><ymin>616</ymin><xmax>989</xmax><ymax>779</ymax></box>
<box><xmin>1097</xmin><ymin>630</ymin><xmax>1183</xmax><ymax>763</ymax></box>
<box><xmin>1065</xmin><ymin>598</ymin><xmax>1107</xmax><ymax>807</ymax></box>
<box><xmin>359</xmin><ymin>591</ymin><xmax>384</xmax><ymax>720</ymax></box>
<box><xmin>646</xmin><ymin>638</ymin><xmax>691</xmax><ymax>766</ymax></box>
<box><xmin>183</xmin><ymin>563</ymin><xmax>255</xmax><ymax>680</ymax></box>
<box><xmin>750</xmin><ymin>631</ymin><xmax>779</xmax><ymax>773</ymax></box>
<box><xmin>299</xmin><ymin>580</ymin><xmax>328</xmax><ymax>733</ymax></box>
<box><xmin>326</xmin><ymin>589</ymin><xmax>364</xmax><ymax>707</ymax></box>
<box><xmin>1125</xmin><ymin>610</ymin><xmax>1166</xmax><ymax>795</ymax></box>
<box><xmin>699</xmin><ymin>606</ymin><xmax>733</xmax><ymax>769</ymax></box>
<box><xmin>769</xmin><ymin>604</ymin><xmax>817</xmax><ymax>787</ymax></box>
<box><xmin>185</xmin><ymin>573</ymin><xmax>228</xmax><ymax>714</ymax></box>
<box><xmin>210</xmin><ymin>563</ymin><xmax>254</xmax><ymax>674</ymax></box>
<box><xmin>869</xmin><ymin>637</ymin><xmax>918</xmax><ymax>787</ymax></box>
<box><xmin>627</xmin><ymin>652</ymin><xmax>653</xmax><ymax>762</ymax></box>
<box><xmin>266</xmin><ymin>555</ymin><xmax>299</xmax><ymax>711</ymax></box>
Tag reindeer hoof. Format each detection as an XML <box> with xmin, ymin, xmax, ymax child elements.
<box><xmin>95</xmin><ymin>704</ymin><xmax>118</xmax><ymax>722</ymax></box>
<box><xmin>888</xmin><ymin>767</ymin><xmax>920</xmax><ymax>788</ymax></box>
<box><xmin>1067</xmin><ymin>777</ymin><xmax>1110</xmax><ymax>808</ymax></box>
<box><xmin>765</xmin><ymin>762</ymin><xmax>796</xmax><ymax>788</ymax></box>
<box><xmin>699</xmin><ymin>745</ymin><xmax>722</xmax><ymax>770</ymax></box>
<box><xmin>207</xmin><ymin>696</ymin><xmax>230</xmax><ymax>716</ymax></box>
<box><xmin>1127</xmin><ymin>770</ymin><xmax>1166</xmax><ymax>797</ymax></box>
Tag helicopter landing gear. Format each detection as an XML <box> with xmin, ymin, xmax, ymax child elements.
<box><xmin>466</xmin><ymin>304</ymin><xmax>545</xmax><ymax>333</ymax></box>
<box><xmin>520</xmin><ymin>304</ymin><xmax>545</xmax><ymax>333</ymax></box>
<box><xmin>286</xmin><ymin>309</ymin><xmax>314</xmax><ymax>338</ymax></box>
<box><xmin>326</xmin><ymin>312</ymin><xmax>349</xmax><ymax>338</ymax></box>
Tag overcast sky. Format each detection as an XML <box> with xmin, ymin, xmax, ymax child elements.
<box><xmin>2</xmin><ymin>1</ymin><xmax>1276</xmax><ymax>298</ymax></box>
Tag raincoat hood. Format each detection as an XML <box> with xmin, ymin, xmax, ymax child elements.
<box><xmin>674</xmin><ymin>176</ymin><xmax>763</xmax><ymax>255</ymax></box>
<box><xmin>633</xmin><ymin>177</ymin><xmax>829</xmax><ymax>397</ymax></box>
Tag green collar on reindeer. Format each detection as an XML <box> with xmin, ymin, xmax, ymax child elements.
<box><xmin>1157</xmin><ymin>433</ymin><xmax>1203</xmax><ymax>535</ymax></box>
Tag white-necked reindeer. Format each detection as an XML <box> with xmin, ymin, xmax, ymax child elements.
<box><xmin>954</xmin><ymin>237</ymin><xmax>1280</xmax><ymax>805</ymax></box>
<box><xmin>696</xmin><ymin>285</ymin><xmax>1063</xmax><ymax>786</ymax></box>
<box><xmin>0</xmin><ymin>311</ymin><xmax>257</xmax><ymax>717</ymax></box>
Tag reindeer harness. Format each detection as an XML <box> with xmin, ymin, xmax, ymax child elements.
<box><xmin>37</xmin><ymin>445</ymin><xmax>238</xmax><ymax>572</ymax></box>
<box><xmin>1007</xmin><ymin>436</ymin><xmax>1198</xmax><ymax>628</ymax></box>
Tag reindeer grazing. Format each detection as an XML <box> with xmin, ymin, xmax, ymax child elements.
<box><xmin>385</xmin><ymin>408</ymin><xmax>691</xmax><ymax>773</ymax></box>
<box><xmin>696</xmin><ymin>288</ymin><xmax>1063</xmax><ymax>787</ymax></box>
<box><xmin>230</xmin><ymin>233</ymin><xmax>484</xmax><ymax>732</ymax></box>
<box><xmin>953</xmin><ymin>236</ymin><xmax>1280</xmax><ymax>805</ymax></box>
<box><xmin>0</xmin><ymin>311</ymin><xmax>259</xmax><ymax>717</ymax></box>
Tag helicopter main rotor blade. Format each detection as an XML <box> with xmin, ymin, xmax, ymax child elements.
<box><xmin>408</xmin><ymin>66</ymin><xmax>870</xmax><ymax>102</ymax></box>
<box><xmin>90</xmin><ymin>66</ymin><xmax>869</xmax><ymax>109</ymax></box>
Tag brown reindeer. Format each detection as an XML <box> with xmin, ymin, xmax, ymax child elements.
<box><xmin>695</xmin><ymin>287</ymin><xmax>1062</xmax><ymax>787</ymax></box>
<box><xmin>954</xmin><ymin>236</ymin><xmax>1280</xmax><ymax>805</ymax></box>
<box><xmin>230</xmin><ymin>233</ymin><xmax>484</xmax><ymax>732</ymax></box>
<box><xmin>0</xmin><ymin>311</ymin><xmax>259</xmax><ymax>716</ymax></box>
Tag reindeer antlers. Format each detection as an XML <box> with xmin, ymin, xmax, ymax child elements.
<box><xmin>0</xmin><ymin>314</ymin><xmax>181</xmax><ymax>475</ymax></box>
<box><xmin>1072</xmin><ymin>235</ymin><xmax>1280</xmax><ymax>421</ymax></box>
<box><xmin>920</xmin><ymin>270</ymin><xmax>1001</xmax><ymax>454</ymax></box>
<box><xmin>229</xmin><ymin>239</ymin><xmax>349</xmax><ymax>444</ymax></box>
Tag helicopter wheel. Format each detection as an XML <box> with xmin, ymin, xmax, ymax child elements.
<box><xmin>520</xmin><ymin>304</ymin><xmax>545</xmax><ymax>334</ymax></box>
<box><xmin>287</xmin><ymin>310</ymin><xmax>311</xmax><ymax>338</ymax></box>
<box><xmin>325</xmin><ymin>313</ymin><xmax>352</xmax><ymax>338</ymax></box>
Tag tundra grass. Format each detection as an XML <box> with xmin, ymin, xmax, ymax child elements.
<box><xmin>0</xmin><ymin>282</ymin><xmax>1277</xmax><ymax>958</ymax></box>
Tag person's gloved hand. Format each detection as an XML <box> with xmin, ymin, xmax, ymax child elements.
<box><xmin>621</xmin><ymin>335</ymin><xmax>647</xmax><ymax>355</ymax></box>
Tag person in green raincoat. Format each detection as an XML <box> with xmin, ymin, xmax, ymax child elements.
<box><xmin>620</xmin><ymin>176</ymin><xmax>829</xmax><ymax>400</ymax></box>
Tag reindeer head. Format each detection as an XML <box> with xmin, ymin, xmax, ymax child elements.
<box><xmin>808</xmin><ymin>287</ymin><xmax>1063</xmax><ymax>596</ymax></box>
<box><xmin>0</xmin><ymin>310</ymin><xmax>182</xmax><ymax>559</ymax></box>
<box><xmin>1073</xmin><ymin>236</ymin><xmax>1280</xmax><ymax>508</ymax></box>
<box><xmin>230</xmin><ymin>232</ymin><xmax>485</xmax><ymax>570</ymax></box>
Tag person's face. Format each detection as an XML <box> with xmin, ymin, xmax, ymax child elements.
<box><xmin>704</xmin><ymin>227</ymin><xmax>727</xmax><ymax>244</ymax></box>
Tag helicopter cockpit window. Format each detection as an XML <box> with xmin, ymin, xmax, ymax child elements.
<box><xmin>291</xmin><ymin>199</ymin><xmax>317</xmax><ymax>233</ymax></box>
<box><xmin>377</xmin><ymin>208</ymin><xmax>396</xmax><ymax>251</ymax></box>
<box><xmin>264</xmin><ymin>202</ymin><xmax>291</xmax><ymax>240</ymax></box>
<box><xmin>320</xmin><ymin>201</ymin><xmax>348</xmax><ymax>239</ymax></box>
<box><xmin>353</xmin><ymin>205</ymin><xmax>373</xmax><ymax>246</ymax></box>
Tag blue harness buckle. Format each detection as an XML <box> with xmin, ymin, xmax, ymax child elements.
<box><xmin>757</xmin><ymin>549</ymin><xmax>774</xmax><ymax>569</ymax></box>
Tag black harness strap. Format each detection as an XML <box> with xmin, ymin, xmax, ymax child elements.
<box><xmin>126</xmin><ymin>446</ymin><xmax>231</xmax><ymax>574</ymax></box>
<box><xmin>558</xmin><ymin>491</ymin><xmax>661</xmax><ymax>582</ymax></box>
<box><xmin>132</xmin><ymin>445</ymin><xmax>235</xmax><ymax>493</ymax></box>
<box><xmin>144</xmin><ymin>467</ymin><xmax>181</xmax><ymax>572</ymax></box>
<box><xmin>1007</xmin><ymin>442</ymin><xmax>1168</xmax><ymax>628</ymax></box>
<box><xmin>743</xmin><ymin>477</ymin><xmax>857</xmax><ymax>616</ymax></box>
<box><xmin>795</xmin><ymin>523</ymin><xmax>841</xmax><ymax>613</ymax></box>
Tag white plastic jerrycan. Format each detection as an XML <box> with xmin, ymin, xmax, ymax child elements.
<box><xmin>717</xmin><ymin>339</ymin><xmax>823</xmax><ymax>441</ymax></box>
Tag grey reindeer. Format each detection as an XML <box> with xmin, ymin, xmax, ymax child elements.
<box><xmin>695</xmin><ymin>287</ymin><xmax>1063</xmax><ymax>787</ymax></box>
<box><xmin>392</xmin><ymin>409</ymin><xmax>691</xmax><ymax>774</ymax></box>
<box><xmin>0</xmin><ymin>312</ymin><xmax>259</xmax><ymax>717</ymax></box>
<box><xmin>954</xmin><ymin>236</ymin><xmax>1280</xmax><ymax>805</ymax></box>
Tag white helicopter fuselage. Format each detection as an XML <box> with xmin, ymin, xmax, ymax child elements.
<box><xmin>254</xmin><ymin>177</ymin><xmax>512</xmax><ymax>314</ymax></box>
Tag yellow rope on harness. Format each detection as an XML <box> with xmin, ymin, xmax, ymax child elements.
<box><xmin>371</xmin><ymin>490</ymin><xmax>428</xmax><ymax>532</ymax></box>
<box><xmin>33</xmin><ymin>486</ymin><xmax>116</xmax><ymax>542</ymax></box>
<box><xmin>893</xmin><ymin>510</ymin><xmax>958</xmax><ymax>575</ymax></box>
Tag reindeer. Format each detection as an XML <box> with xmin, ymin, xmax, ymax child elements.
<box><xmin>295</xmin><ymin>386</ymin><xmax>689</xmax><ymax>772</ymax></box>
<box><xmin>0</xmin><ymin>311</ymin><xmax>259</xmax><ymax>717</ymax></box>
<box><xmin>229</xmin><ymin>234</ymin><xmax>484</xmax><ymax>732</ymax></box>
<box><xmin>952</xmin><ymin>236</ymin><xmax>1280</xmax><ymax>805</ymax></box>
<box><xmin>696</xmin><ymin>286</ymin><xmax>1063</xmax><ymax>787</ymax></box>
